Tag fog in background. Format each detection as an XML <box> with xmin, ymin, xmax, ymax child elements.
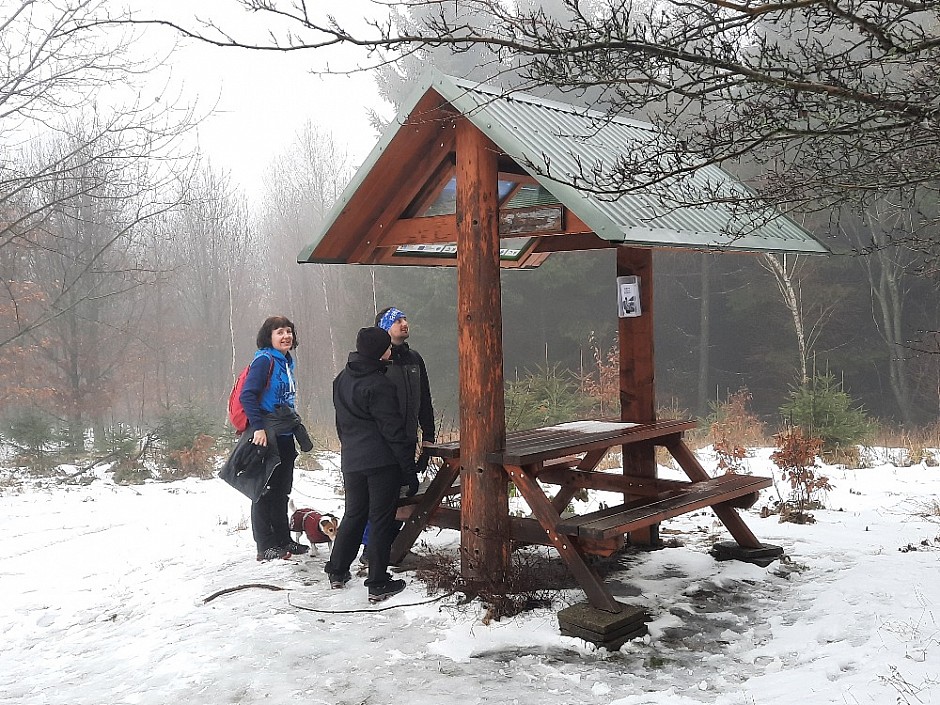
<box><xmin>1</xmin><ymin>0</ymin><xmax>938</xmax><ymax>453</ymax></box>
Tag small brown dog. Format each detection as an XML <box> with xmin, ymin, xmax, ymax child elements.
<box><xmin>288</xmin><ymin>501</ymin><xmax>339</xmax><ymax>554</ymax></box>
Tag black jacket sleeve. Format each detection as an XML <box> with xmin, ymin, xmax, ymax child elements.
<box><xmin>413</xmin><ymin>351</ymin><xmax>436</xmax><ymax>443</ymax></box>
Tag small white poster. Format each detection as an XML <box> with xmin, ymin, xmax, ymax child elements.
<box><xmin>617</xmin><ymin>276</ymin><xmax>641</xmax><ymax>318</ymax></box>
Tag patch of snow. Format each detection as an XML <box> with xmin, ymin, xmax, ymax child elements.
<box><xmin>1</xmin><ymin>451</ymin><xmax>938</xmax><ymax>704</ymax></box>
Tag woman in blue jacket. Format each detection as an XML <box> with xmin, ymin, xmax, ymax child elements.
<box><xmin>240</xmin><ymin>315</ymin><xmax>309</xmax><ymax>561</ymax></box>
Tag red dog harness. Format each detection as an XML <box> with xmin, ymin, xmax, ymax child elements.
<box><xmin>289</xmin><ymin>508</ymin><xmax>335</xmax><ymax>544</ymax></box>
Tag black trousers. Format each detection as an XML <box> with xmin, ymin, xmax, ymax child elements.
<box><xmin>251</xmin><ymin>435</ymin><xmax>297</xmax><ymax>553</ymax></box>
<box><xmin>325</xmin><ymin>465</ymin><xmax>400</xmax><ymax>587</ymax></box>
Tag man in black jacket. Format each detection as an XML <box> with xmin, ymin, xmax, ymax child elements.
<box><xmin>325</xmin><ymin>326</ymin><xmax>414</xmax><ymax>603</ymax></box>
<box><xmin>376</xmin><ymin>306</ymin><xmax>436</xmax><ymax>459</ymax></box>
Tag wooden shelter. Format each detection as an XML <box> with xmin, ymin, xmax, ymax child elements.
<box><xmin>299</xmin><ymin>72</ymin><xmax>828</xmax><ymax>612</ymax></box>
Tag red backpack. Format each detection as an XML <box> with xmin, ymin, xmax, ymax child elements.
<box><xmin>227</xmin><ymin>354</ymin><xmax>275</xmax><ymax>434</ymax></box>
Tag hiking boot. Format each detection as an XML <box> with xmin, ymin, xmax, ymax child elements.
<box><xmin>368</xmin><ymin>579</ymin><xmax>406</xmax><ymax>603</ymax></box>
<box><xmin>257</xmin><ymin>546</ymin><xmax>292</xmax><ymax>561</ymax></box>
<box><xmin>284</xmin><ymin>540</ymin><xmax>309</xmax><ymax>555</ymax></box>
<box><xmin>328</xmin><ymin>571</ymin><xmax>352</xmax><ymax>589</ymax></box>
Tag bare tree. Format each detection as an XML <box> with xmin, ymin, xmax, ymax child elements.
<box><xmin>839</xmin><ymin>198</ymin><xmax>924</xmax><ymax>426</ymax></box>
<box><xmin>157</xmin><ymin>163</ymin><xmax>260</xmax><ymax>415</ymax></box>
<box><xmin>2</xmin><ymin>113</ymin><xmax>187</xmax><ymax>445</ymax></box>
<box><xmin>2</xmin><ymin>0</ymin><xmax>144</xmax><ymax>240</ymax></box>
<box><xmin>260</xmin><ymin>122</ymin><xmax>372</xmax><ymax>423</ymax></box>
<box><xmin>109</xmin><ymin>1</ymin><xmax>940</xmax><ymax>264</ymax></box>
<box><xmin>0</xmin><ymin>0</ymin><xmax>195</xmax><ymax>351</ymax></box>
<box><xmin>759</xmin><ymin>253</ymin><xmax>835</xmax><ymax>388</ymax></box>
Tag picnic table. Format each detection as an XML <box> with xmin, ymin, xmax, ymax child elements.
<box><xmin>393</xmin><ymin>419</ymin><xmax>772</xmax><ymax>612</ymax></box>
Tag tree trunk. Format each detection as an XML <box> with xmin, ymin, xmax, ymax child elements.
<box><xmin>618</xmin><ymin>246</ymin><xmax>656</xmax><ymax>545</ymax></box>
<box><xmin>761</xmin><ymin>253</ymin><xmax>809</xmax><ymax>385</ymax></box>
<box><xmin>865</xmin><ymin>240</ymin><xmax>914</xmax><ymax>426</ymax></box>
<box><xmin>696</xmin><ymin>253</ymin><xmax>711</xmax><ymax>415</ymax></box>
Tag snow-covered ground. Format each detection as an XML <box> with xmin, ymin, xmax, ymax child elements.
<box><xmin>1</xmin><ymin>448</ymin><xmax>938</xmax><ymax>705</ymax></box>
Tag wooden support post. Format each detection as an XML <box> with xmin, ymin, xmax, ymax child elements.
<box><xmin>455</xmin><ymin>119</ymin><xmax>509</xmax><ymax>585</ymax></box>
<box><xmin>617</xmin><ymin>246</ymin><xmax>657</xmax><ymax>545</ymax></box>
<box><xmin>390</xmin><ymin>459</ymin><xmax>461</xmax><ymax>563</ymax></box>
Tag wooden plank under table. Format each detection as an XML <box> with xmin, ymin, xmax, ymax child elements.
<box><xmin>557</xmin><ymin>473</ymin><xmax>772</xmax><ymax>540</ymax></box>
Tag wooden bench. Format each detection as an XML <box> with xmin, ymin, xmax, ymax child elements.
<box><xmin>557</xmin><ymin>473</ymin><xmax>772</xmax><ymax>540</ymax></box>
<box><xmin>395</xmin><ymin>420</ymin><xmax>776</xmax><ymax>613</ymax></box>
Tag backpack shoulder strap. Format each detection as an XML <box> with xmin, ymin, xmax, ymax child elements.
<box><xmin>253</xmin><ymin>352</ymin><xmax>276</xmax><ymax>387</ymax></box>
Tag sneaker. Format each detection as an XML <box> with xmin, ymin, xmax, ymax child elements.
<box><xmin>328</xmin><ymin>571</ymin><xmax>352</xmax><ymax>589</ymax></box>
<box><xmin>284</xmin><ymin>540</ymin><xmax>309</xmax><ymax>555</ymax></box>
<box><xmin>257</xmin><ymin>546</ymin><xmax>292</xmax><ymax>561</ymax></box>
<box><xmin>368</xmin><ymin>579</ymin><xmax>406</xmax><ymax>603</ymax></box>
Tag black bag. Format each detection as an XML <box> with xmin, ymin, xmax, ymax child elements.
<box><xmin>219</xmin><ymin>432</ymin><xmax>281</xmax><ymax>502</ymax></box>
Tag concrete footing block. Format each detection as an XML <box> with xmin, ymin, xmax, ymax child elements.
<box><xmin>557</xmin><ymin>601</ymin><xmax>649</xmax><ymax>650</ymax></box>
<box><xmin>710</xmin><ymin>540</ymin><xmax>784</xmax><ymax>567</ymax></box>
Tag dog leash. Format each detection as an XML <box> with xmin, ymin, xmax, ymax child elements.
<box><xmin>202</xmin><ymin>583</ymin><xmax>454</xmax><ymax>612</ymax></box>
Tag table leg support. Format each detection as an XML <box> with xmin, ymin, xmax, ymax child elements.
<box><xmin>666</xmin><ymin>439</ymin><xmax>763</xmax><ymax>549</ymax></box>
<box><xmin>391</xmin><ymin>459</ymin><xmax>461</xmax><ymax>564</ymax></box>
<box><xmin>506</xmin><ymin>464</ymin><xmax>622</xmax><ymax>613</ymax></box>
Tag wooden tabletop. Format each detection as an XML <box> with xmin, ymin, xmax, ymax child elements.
<box><xmin>425</xmin><ymin>419</ymin><xmax>697</xmax><ymax>465</ymax></box>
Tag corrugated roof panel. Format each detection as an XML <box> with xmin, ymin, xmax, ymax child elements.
<box><xmin>437</xmin><ymin>75</ymin><xmax>827</xmax><ymax>254</ymax></box>
<box><xmin>299</xmin><ymin>71</ymin><xmax>829</xmax><ymax>265</ymax></box>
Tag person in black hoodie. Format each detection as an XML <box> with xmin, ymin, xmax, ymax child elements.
<box><xmin>358</xmin><ymin>306</ymin><xmax>436</xmax><ymax>560</ymax></box>
<box><xmin>325</xmin><ymin>326</ymin><xmax>415</xmax><ymax>603</ymax></box>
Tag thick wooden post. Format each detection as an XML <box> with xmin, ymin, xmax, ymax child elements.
<box><xmin>455</xmin><ymin>119</ymin><xmax>509</xmax><ymax>584</ymax></box>
<box><xmin>617</xmin><ymin>246</ymin><xmax>657</xmax><ymax>545</ymax></box>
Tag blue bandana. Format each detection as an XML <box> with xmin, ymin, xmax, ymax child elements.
<box><xmin>378</xmin><ymin>307</ymin><xmax>405</xmax><ymax>331</ymax></box>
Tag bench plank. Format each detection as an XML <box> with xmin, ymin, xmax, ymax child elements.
<box><xmin>537</xmin><ymin>467</ymin><xmax>695</xmax><ymax>495</ymax></box>
<box><xmin>557</xmin><ymin>474</ymin><xmax>771</xmax><ymax>540</ymax></box>
<box><xmin>423</xmin><ymin>420</ymin><xmax>697</xmax><ymax>464</ymax></box>
<box><xmin>490</xmin><ymin>420</ymin><xmax>695</xmax><ymax>465</ymax></box>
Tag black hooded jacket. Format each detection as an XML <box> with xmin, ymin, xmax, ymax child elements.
<box><xmin>385</xmin><ymin>342</ymin><xmax>435</xmax><ymax>445</ymax></box>
<box><xmin>333</xmin><ymin>352</ymin><xmax>416</xmax><ymax>476</ymax></box>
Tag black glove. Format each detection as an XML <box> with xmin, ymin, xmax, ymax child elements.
<box><xmin>401</xmin><ymin>462</ymin><xmax>419</xmax><ymax>497</ymax></box>
<box><xmin>415</xmin><ymin>450</ymin><xmax>430</xmax><ymax>476</ymax></box>
<box><xmin>294</xmin><ymin>423</ymin><xmax>314</xmax><ymax>453</ymax></box>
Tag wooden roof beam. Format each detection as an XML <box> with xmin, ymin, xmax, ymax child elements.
<box><xmin>346</xmin><ymin>119</ymin><xmax>458</xmax><ymax>262</ymax></box>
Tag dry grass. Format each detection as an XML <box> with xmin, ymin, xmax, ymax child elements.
<box><xmin>907</xmin><ymin>497</ymin><xmax>940</xmax><ymax>522</ymax></box>
<box><xmin>867</xmin><ymin>423</ymin><xmax>940</xmax><ymax>467</ymax></box>
<box><xmin>704</xmin><ymin>388</ymin><xmax>770</xmax><ymax>450</ymax></box>
<box><xmin>302</xmin><ymin>421</ymin><xmax>340</xmax><ymax>453</ymax></box>
<box><xmin>414</xmin><ymin>542</ymin><xmax>635</xmax><ymax>622</ymax></box>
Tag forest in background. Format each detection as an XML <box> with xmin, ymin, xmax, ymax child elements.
<box><xmin>1</xmin><ymin>1</ymin><xmax>938</xmax><ymax>474</ymax></box>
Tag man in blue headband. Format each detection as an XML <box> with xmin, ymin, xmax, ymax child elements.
<box><xmin>358</xmin><ymin>306</ymin><xmax>436</xmax><ymax>570</ymax></box>
<box><xmin>375</xmin><ymin>307</ymin><xmax>436</xmax><ymax>458</ymax></box>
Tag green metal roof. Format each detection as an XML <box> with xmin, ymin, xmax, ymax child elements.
<box><xmin>298</xmin><ymin>71</ymin><xmax>829</xmax><ymax>263</ymax></box>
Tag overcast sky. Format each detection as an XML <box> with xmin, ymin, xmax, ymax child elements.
<box><xmin>128</xmin><ymin>0</ymin><xmax>391</xmax><ymax>198</ymax></box>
